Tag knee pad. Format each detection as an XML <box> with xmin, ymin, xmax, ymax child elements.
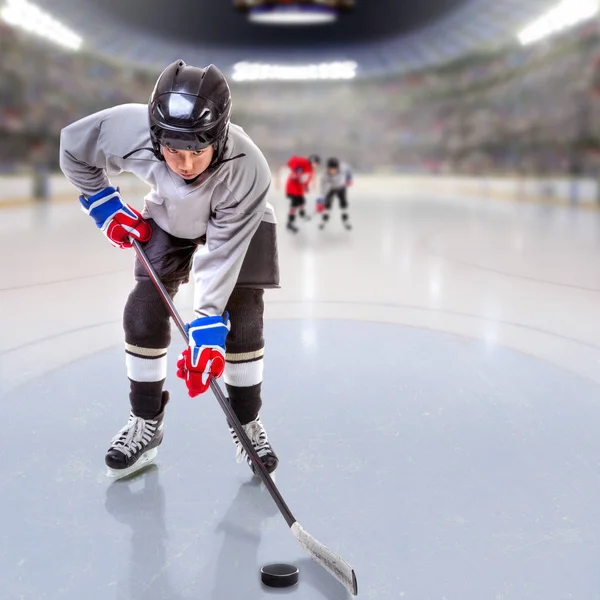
<box><xmin>123</xmin><ymin>280</ymin><xmax>173</xmax><ymax>349</ymax></box>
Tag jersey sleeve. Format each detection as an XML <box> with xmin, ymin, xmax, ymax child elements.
<box><xmin>344</xmin><ymin>163</ymin><xmax>353</xmax><ymax>185</ymax></box>
<box><xmin>59</xmin><ymin>106</ymin><xmax>125</xmax><ymax>197</ymax></box>
<box><xmin>303</xmin><ymin>161</ymin><xmax>314</xmax><ymax>189</ymax></box>
<box><xmin>193</xmin><ymin>179</ymin><xmax>270</xmax><ymax>317</ymax></box>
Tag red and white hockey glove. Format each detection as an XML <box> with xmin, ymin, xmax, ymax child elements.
<box><xmin>79</xmin><ymin>186</ymin><xmax>151</xmax><ymax>249</ymax></box>
<box><xmin>176</xmin><ymin>314</ymin><xmax>230</xmax><ymax>397</ymax></box>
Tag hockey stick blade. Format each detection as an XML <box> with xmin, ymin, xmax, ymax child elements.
<box><xmin>292</xmin><ymin>522</ymin><xmax>358</xmax><ymax>596</ymax></box>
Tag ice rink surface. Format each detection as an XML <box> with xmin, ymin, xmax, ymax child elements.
<box><xmin>2</xmin><ymin>180</ymin><xmax>600</xmax><ymax>599</ymax></box>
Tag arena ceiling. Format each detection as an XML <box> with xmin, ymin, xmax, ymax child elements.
<box><xmin>36</xmin><ymin>0</ymin><xmax>558</xmax><ymax>76</ymax></box>
<box><xmin>86</xmin><ymin>0</ymin><xmax>467</xmax><ymax>49</ymax></box>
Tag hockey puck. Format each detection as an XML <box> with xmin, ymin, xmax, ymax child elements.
<box><xmin>260</xmin><ymin>563</ymin><xmax>299</xmax><ymax>588</ymax></box>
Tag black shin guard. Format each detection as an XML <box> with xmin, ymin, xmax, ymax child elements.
<box><xmin>123</xmin><ymin>280</ymin><xmax>175</xmax><ymax>419</ymax></box>
<box><xmin>224</xmin><ymin>288</ymin><xmax>265</xmax><ymax>425</ymax></box>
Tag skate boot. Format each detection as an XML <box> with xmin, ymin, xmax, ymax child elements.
<box><xmin>105</xmin><ymin>391</ymin><xmax>169</xmax><ymax>479</ymax></box>
<box><xmin>229</xmin><ymin>416</ymin><xmax>279</xmax><ymax>475</ymax></box>
<box><xmin>342</xmin><ymin>212</ymin><xmax>352</xmax><ymax>230</ymax></box>
<box><xmin>286</xmin><ymin>222</ymin><xmax>299</xmax><ymax>233</ymax></box>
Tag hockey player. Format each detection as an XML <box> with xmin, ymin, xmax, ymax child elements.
<box><xmin>284</xmin><ymin>154</ymin><xmax>320</xmax><ymax>232</ymax></box>
<box><xmin>59</xmin><ymin>60</ymin><xmax>280</xmax><ymax>479</ymax></box>
<box><xmin>318</xmin><ymin>157</ymin><xmax>353</xmax><ymax>231</ymax></box>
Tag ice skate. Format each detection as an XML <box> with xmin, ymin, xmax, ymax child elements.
<box><xmin>105</xmin><ymin>391</ymin><xmax>169</xmax><ymax>479</ymax></box>
<box><xmin>229</xmin><ymin>416</ymin><xmax>279</xmax><ymax>475</ymax></box>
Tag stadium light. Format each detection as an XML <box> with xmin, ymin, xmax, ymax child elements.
<box><xmin>234</xmin><ymin>1</ymin><xmax>355</xmax><ymax>26</ymax></box>
<box><xmin>249</xmin><ymin>5</ymin><xmax>337</xmax><ymax>25</ymax></box>
<box><xmin>0</xmin><ymin>0</ymin><xmax>82</xmax><ymax>50</ymax></box>
<box><xmin>518</xmin><ymin>0</ymin><xmax>598</xmax><ymax>45</ymax></box>
<box><xmin>232</xmin><ymin>61</ymin><xmax>357</xmax><ymax>81</ymax></box>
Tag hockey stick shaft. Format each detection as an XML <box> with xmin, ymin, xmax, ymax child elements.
<box><xmin>131</xmin><ymin>239</ymin><xmax>296</xmax><ymax>525</ymax></box>
<box><xmin>131</xmin><ymin>238</ymin><xmax>358</xmax><ymax>596</ymax></box>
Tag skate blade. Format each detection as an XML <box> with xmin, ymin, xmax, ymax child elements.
<box><xmin>106</xmin><ymin>448</ymin><xmax>158</xmax><ymax>480</ymax></box>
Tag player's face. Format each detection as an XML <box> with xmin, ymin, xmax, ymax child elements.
<box><xmin>328</xmin><ymin>167</ymin><xmax>339</xmax><ymax>176</ymax></box>
<box><xmin>162</xmin><ymin>146</ymin><xmax>215</xmax><ymax>179</ymax></box>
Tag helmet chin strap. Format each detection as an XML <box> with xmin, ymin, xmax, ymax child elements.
<box><xmin>211</xmin><ymin>152</ymin><xmax>246</xmax><ymax>169</ymax></box>
<box><xmin>152</xmin><ymin>141</ymin><xmax>166</xmax><ymax>162</ymax></box>
<box><xmin>209</xmin><ymin>125</ymin><xmax>229</xmax><ymax>166</ymax></box>
<box><xmin>121</xmin><ymin>146</ymin><xmax>163</xmax><ymax>161</ymax></box>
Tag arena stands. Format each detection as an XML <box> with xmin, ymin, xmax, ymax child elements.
<box><xmin>2</xmin><ymin>19</ymin><xmax>600</xmax><ymax>175</ymax></box>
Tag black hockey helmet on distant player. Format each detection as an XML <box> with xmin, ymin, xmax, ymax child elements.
<box><xmin>327</xmin><ymin>157</ymin><xmax>340</xmax><ymax>170</ymax></box>
<box><xmin>309</xmin><ymin>154</ymin><xmax>321</xmax><ymax>165</ymax></box>
<box><xmin>149</xmin><ymin>60</ymin><xmax>232</xmax><ymax>163</ymax></box>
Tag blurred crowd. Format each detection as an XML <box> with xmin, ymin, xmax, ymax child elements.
<box><xmin>3</xmin><ymin>18</ymin><xmax>600</xmax><ymax>176</ymax></box>
<box><xmin>0</xmin><ymin>23</ymin><xmax>150</xmax><ymax>173</ymax></box>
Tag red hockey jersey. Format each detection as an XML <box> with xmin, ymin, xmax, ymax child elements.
<box><xmin>285</xmin><ymin>155</ymin><xmax>314</xmax><ymax>196</ymax></box>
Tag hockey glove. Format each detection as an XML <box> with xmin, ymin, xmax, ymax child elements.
<box><xmin>79</xmin><ymin>186</ymin><xmax>151</xmax><ymax>249</ymax></box>
<box><xmin>316</xmin><ymin>197</ymin><xmax>326</xmax><ymax>213</ymax></box>
<box><xmin>176</xmin><ymin>314</ymin><xmax>230</xmax><ymax>397</ymax></box>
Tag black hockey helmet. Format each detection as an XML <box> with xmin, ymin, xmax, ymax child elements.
<box><xmin>327</xmin><ymin>157</ymin><xmax>340</xmax><ymax>170</ymax></box>
<box><xmin>149</xmin><ymin>60</ymin><xmax>232</xmax><ymax>163</ymax></box>
<box><xmin>308</xmin><ymin>154</ymin><xmax>321</xmax><ymax>165</ymax></box>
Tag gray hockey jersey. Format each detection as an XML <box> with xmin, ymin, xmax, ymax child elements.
<box><xmin>59</xmin><ymin>103</ymin><xmax>276</xmax><ymax>318</ymax></box>
<box><xmin>321</xmin><ymin>162</ymin><xmax>352</xmax><ymax>195</ymax></box>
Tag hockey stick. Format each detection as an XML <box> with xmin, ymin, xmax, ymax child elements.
<box><xmin>131</xmin><ymin>239</ymin><xmax>358</xmax><ymax>596</ymax></box>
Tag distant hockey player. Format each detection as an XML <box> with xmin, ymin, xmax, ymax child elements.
<box><xmin>284</xmin><ymin>154</ymin><xmax>320</xmax><ymax>232</ymax></box>
<box><xmin>59</xmin><ymin>60</ymin><xmax>280</xmax><ymax>479</ymax></box>
<box><xmin>318</xmin><ymin>157</ymin><xmax>353</xmax><ymax>231</ymax></box>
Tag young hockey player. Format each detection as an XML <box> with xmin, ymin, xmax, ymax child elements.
<box><xmin>284</xmin><ymin>154</ymin><xmax>320</xmax><ymax>232</ymax></box>
<box><xmin>318</xmin><ymin>157</ymin><xmax>353</xmax><ymax>231</ymax></box>
<box><xmin>59</xmin><ymin>60</ymin><xmax>280</xmax><ymax>479</ymax></box>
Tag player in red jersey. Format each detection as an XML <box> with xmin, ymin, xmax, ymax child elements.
<box><xmin>283</xmin><ymin>154</ymin><xmax>320</xmax><ymax>232</ymax></box>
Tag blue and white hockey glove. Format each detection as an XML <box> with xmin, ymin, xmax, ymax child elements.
<box><xmin>176</xmin><ymin>314</ymin><xmax>231</xmax><ymax>397</ymax></box>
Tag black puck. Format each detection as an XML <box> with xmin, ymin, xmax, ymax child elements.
<box><xmin>260</xmin><ymin>563</ymin><xmax>299</xmax><ymax>588</ymax></box>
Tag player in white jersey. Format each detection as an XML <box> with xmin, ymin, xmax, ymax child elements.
<box><xmin>317</xmin><ymin>157</ymin><xmax>353</xmax><ymax>231</ymax></box>
<box><xmin>59</xmin><ymin>60</ymin><xmax>280</xmax><ymax>479</ymax></box>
